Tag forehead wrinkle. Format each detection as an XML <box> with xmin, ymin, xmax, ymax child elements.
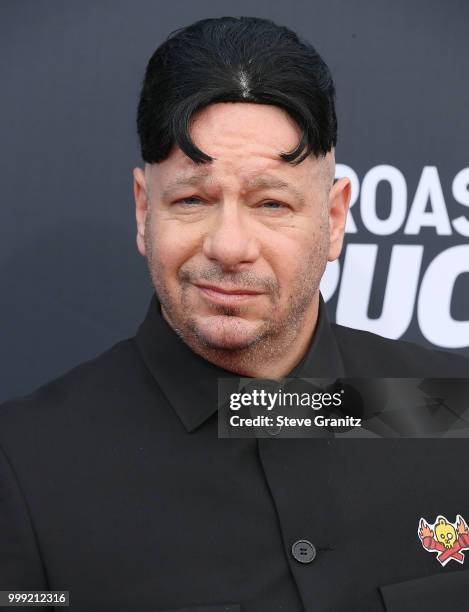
<box><xmin>161</xmin><ymin>167</ymin><xmax>306</xmax><ymax>205</ymax></box>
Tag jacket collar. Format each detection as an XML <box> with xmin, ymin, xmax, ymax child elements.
<box><xmin>135</xmin><ymin>292</ymin><xmax>345</xmax><ymax>432</ymax></box>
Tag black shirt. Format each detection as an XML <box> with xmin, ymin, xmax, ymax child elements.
<box><xmin>0</xmin><ymin>292</ymin><xmax>468</xmax><ymax>611</ymax></box>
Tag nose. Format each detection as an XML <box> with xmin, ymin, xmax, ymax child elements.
<box><xmin>202</xmin><ymin>203</ymin><xmax>260</xmax><ymax>269</ymax></box>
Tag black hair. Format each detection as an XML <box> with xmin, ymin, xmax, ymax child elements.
<box><xmin>137</xmin><ymin>16</ymin><xmax>337</xmax><ymax>166</ymax></box>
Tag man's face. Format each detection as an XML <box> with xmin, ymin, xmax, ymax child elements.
<box><xmin>134</xmin><ymin>102</ymin><xmax>349</xmax><ymax>358</ymax></box>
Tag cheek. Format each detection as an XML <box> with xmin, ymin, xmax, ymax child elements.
<box><xmin>152</xmin><ymin>220</ymin><xmax>199</xmax><ymax>274</ymax></box>
<box><xmin>261</xmin><ymin>235</ymin><xmax>302</xmax><ymax>296</ymax></box>
<box><xmin>263</xmin><ymin>227</ymin><xmax>322</xmax><ymax>278</ymax></box>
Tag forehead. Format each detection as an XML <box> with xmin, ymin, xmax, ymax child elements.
<box><xmin>170</xmin><ymin>103</ymin><xmax>298</xmax><ymax>164</ymax></box>
<box><xmin>147</xmin><ymin>103</ymin><xmax>332</xmax><ymax>196</ymax></box>
<box><xmin>190</xmin><ymin>102</ymin><xmax>303</xmax><ymax>153</ymax></box>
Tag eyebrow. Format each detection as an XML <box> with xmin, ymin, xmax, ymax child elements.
<box><xmin>161</xmin><ymin>169</ymin><xmax>212</xmax><ymax>200</ymax></box>
<box><xmin>247</xmin><ymin>176</ymin><xmax>305</xmax><ymax>204</ymax></box>
<box><xmin>161</xmin><ymin>170</ymin><xmax>305</xmax><ymax>205</ymax></box>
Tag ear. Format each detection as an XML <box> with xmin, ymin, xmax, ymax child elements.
<box><xmin>133</xmin><ymin>167</ymin><xmax>149</xmax><ymax>257</ymax></box>
<box><xmin>327</xmin><ymin>177</ymin><xmax>351</xmax><ymax>262</ymax></box>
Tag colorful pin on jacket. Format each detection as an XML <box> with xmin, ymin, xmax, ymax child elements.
<box><xmin>419</xmin><ymin>515</ymin><xmax>469</xmax><ymax>566</ymax></box>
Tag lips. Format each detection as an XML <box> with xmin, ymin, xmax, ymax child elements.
<box><xmin>194</xmin><ymin>283</ymin><xmax>264</xmax><ymax>304</ymax></box>
<box><xmin>194</xmin><ymin>283</ymin><xmax>262</xmax><ymax>296</ymax></box>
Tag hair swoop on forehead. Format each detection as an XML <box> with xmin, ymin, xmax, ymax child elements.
<box><xmin>137</xmin><ymin>16</ymin><xmax>337</xmax><ymax>166</ymax></box>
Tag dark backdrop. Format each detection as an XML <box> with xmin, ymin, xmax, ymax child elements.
<box><xmin>1</xmin><ymin>0</ymin><xmax>468</xmax><ymax>402</ymax></box>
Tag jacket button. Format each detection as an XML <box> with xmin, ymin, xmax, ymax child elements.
<box><xmin>291</xmin><ymin>539</ymin><xmax>316</xmax><ymax>563</ymax></box>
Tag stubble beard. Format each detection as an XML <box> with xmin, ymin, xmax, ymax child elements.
<box><xmin>144</xmin><ymin>211</ymin><xmax>330</xmax><ymax>375</ymax></box>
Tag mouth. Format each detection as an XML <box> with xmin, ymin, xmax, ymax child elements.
<box><xmin>194</xmin><ymin>283</ymin><xmax>264</xmax><ymax>305</ymax></box>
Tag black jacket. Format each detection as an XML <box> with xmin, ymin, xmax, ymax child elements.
<box><xmin>0</xmin><ymin>293</ymin><xmax>468</xmax><ymax>611</ymax></box>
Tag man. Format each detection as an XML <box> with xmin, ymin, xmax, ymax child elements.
<box><xmin>1</xmin><ymin>16</ymin><xmax>468</xmax><ymax>612</ymax></box>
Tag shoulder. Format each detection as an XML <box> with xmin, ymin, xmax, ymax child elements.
<box><xmin>331</xmin><ymin>323</ymin><xmax>469</xmax><ymax>377</ymax></box>
<box><xmin>0</xmin><ymin>337</ymin><xmax>153</xmax><ymax>442</ymax></box>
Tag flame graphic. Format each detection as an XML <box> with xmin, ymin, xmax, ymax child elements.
<box><xmin>419</xmin><ymin>519</ymin><xmax>434</xmax><ymax>539</ymax></box>
<box><xmin>457</xmin><ymin>515</ymin><xmax>468</xmax><ymax>536</ymax></box>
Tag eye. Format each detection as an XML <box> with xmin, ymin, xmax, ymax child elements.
<box><xmin>176</xmin><ymin>196</ymin><xmax>203</xmax><ymax>206</ymax></box>
<box><xmin>260</xmin><ymin>201</ymin><xmax>288</xmax><ymax>210</ymax></box>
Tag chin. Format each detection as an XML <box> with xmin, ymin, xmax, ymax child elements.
<box><xmin>191</xmin><ymin>315</ymin><xmax>263</xmax><ymax>351</ymax></box>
